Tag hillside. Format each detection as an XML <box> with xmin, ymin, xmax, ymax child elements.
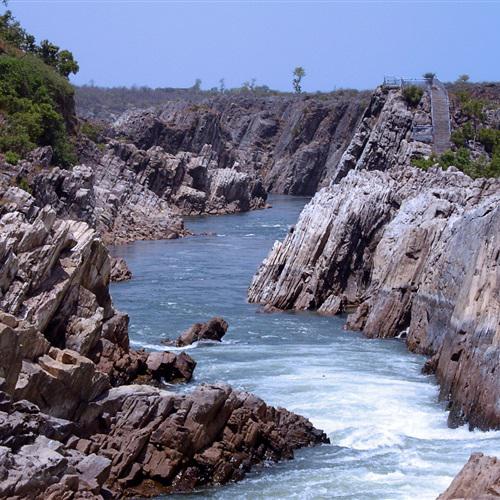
<box><xmin>0</xmin><ymin>10</ymin><xmax>79</xmax><ymax>166</ymax></box>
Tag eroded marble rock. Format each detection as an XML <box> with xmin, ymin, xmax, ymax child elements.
<box><xmin>77</xmin><ymin>383</ymin><xmax>329</xmax><ymax>497</ymax></box>
<box><xmin>0</xmin><ymin>188</ymin><xmax>328</xmax><ymax>497</ymax></box>
<box><xmin>249</xmin><ymin>167</ymin><xmax>500</xmax><ymax>430</ymax></box>
<box><xmin>111</xmin><ymin>93</ymin><xmax>369</xmax><ymax>195</ymax></box>
<box><xmin>164</xmin><ymin>317</ymin><xmax>229</xmax><ymax>347</ymax></box>
<box><xmin>110</xmin><ymin>256</ymin><xmax>132</xmax><ymax>282</ymax></box>
<box><xmin>438</xmin><ymin>453</ymin><xmax>500</xmax><ymax>499</ymax></box>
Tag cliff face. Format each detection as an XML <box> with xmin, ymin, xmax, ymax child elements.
<box><xmin>112</xmin><ymin>93</ymin><xmax>369</xmax><ymax>195</ymax></box>
<box><xmin>248</xmin><ymin>166</ymin><xmax>499</xmax><ymax>430</ymax></box>
<box><xmin>0</xmin><ymin>186</ymin><xmax>327</xmax><ymax>498</ymax></box>
<box><xmin>330</xmin><ymin>87</ymin><xmax>433</xmax><ymax>182</ymax></box>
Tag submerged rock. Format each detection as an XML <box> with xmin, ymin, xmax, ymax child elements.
<box><xmin>164</xmin><ymin>316</ymin><xmax>229</xmax><ymax>347</ymax></box>
<box><xmin>438</xmin><ymin>453</ymin><xmax>500</xmax><ymax>499</ymax></box>
<box><xmin>249</xmin><ymin>167</ymin><xmax>500</xmax><ymax>430</ymax></box>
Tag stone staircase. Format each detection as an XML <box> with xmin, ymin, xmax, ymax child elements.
<box><xmin>431</xmin><ymin>79</ymin><xmax>451</xmax><ymax>154</ymax></box>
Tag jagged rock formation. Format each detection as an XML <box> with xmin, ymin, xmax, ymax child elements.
<box><xmin>27</xmin><ymin>139</ymin><xmax>266</xmax><ymax>245</ymax></box>
<box><xmin>0</xmin><ymin>187</ymin><xmax>328</xmax><ymax>497</ymax></box>
<box><xmin>111</xmin><ymin>92</ymin><xmax>369</xmax><ymax>195</ymax></box>
<box><xmin>330</xmin><ymin>86</ymin><xmax>432</xmax><ymax>183</ymax></box>
<box><xmin>77</xmin><ymin>383</ymin><xmax>327</xmax><ymax>497</ymax></box>
<box><xmin>438</xmin><ymin>453</ymin><xmax>500</xmax><ymax>499</ymax></box>
<box><xmin>110</xmin><ymin>256</ymin><xmax>132</xmax><ymax>282</ymax></box>
<box><xmin>248</xmin><ymin>167</ymin><xmax>500</xmax><ymax>430</ymax></box>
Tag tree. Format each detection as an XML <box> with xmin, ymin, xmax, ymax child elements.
<box><xmin>56</xmin><ymin>49</ymin><xmax>79</xmax><ymax>78</ymax></box>
<box><xmin>292</xmin><ymin>66</ymin><xmax>305</xmax><ymax>93</ymax></box>
<box><xmin>462</xmin><ymin>98</ymin><xmax>485</xmax><ymax>141</ymax></box>
<box><xmin>192</xmin><ymin>78</ymin><xmax>202</xmax><ymax>91</ymax></box>
<box><xmin>38</xmin><ymin>39</ymin><xmax>60</xmax><ymax>67</ymax></box>
<box><xmin>423</xmin><ymin>72</ymin><xmax>436</xmax><ymax>82</ymax></box>
<box><xmin>457</xmin><ymin>74</ymin><xmax>470</xmax><ymax>83</ymax></box>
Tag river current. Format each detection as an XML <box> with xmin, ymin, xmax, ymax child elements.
<box><xmin>110</xmin><ymin>195</ymin><xmax>500</xmax><ymax>500</ymax></box>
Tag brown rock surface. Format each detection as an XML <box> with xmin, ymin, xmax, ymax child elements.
<box><xmin>438</xmin><ymin>453</ymin><xmax>500</xmax><ymax>499</ymax></box>
<box><xmin>165</xmin><ymin>316</ymin><xmax>229</xmax><ymax>346</ymax></box>
<box><xmin>110</xmin><ymin>256</ymin><xmax>132</xmax><ymax>282</ymax></box>
<box><xmin>77</xmin><ymin>383</ymin><xmax>328</xmax><ymax>497</ymax></box>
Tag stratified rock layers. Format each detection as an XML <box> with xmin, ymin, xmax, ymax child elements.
<box><xmin>112</xmin><ymin>93</ymin><xmax>369</xmax><ymax>195</ymax></box>
<box><xmin>0</xmin><ymin>187</ymin><xmax>328</xmax><ymax>497</ymax></box>
<box><xmin>248</xmin><ymin>167</ymin><xmax>500</xmax><ymax>430</ymax></box>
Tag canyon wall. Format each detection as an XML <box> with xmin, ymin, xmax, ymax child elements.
<box><xmin>248</xmin><ymin>84</ymin><xmax>499</xmax><ymax>431</ymax></box>
<box><xmin>248</xmin><ymin>167</ymin><xmax>499</xmax><ymax>430</ymax></box>
<box><xmin>111</xmin><ymin>92</ymin><xmax>369</xmax><ymax>195</ymax></box>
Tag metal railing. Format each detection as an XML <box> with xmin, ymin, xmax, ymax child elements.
<box><xmin>383</xmin><ymin>76</ymin><xmax>431</xmax><ymax>89</ymax></box>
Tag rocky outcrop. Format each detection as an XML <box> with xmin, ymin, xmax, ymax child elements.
<box><xmin>77</xmin><ymin>383</ymin><xmax>328</xmax><ymax>497</ymax></box>
<box><xmin>329</xmin><ymin>86</ymin><xmax>433</xmax><ymax>183</ymax></box>
<box><xmin>110</xmin><ymin>256</ymin><xmax>132</xmax><ymax>282</ymax></box>
<box><xmin>0</xmin><ymin>391</ymin><xmax>111</xmax><ymax>499</ymax></box>
<box><xmin>0</xmin><ymin>186</ymin><xmax>196</xmax><ymax>394</ymax></box>
<box><xmin>0</xmin><ymin>187</ymin><xmax>327</xmax><ymax>497</ymax></box>
<box><xmin>112</xmin><ymin>92</ymin><xmax>369</xmax><ymax>195</ymax></box>
<box><xmin>438</xmin><ymin>453</ymin><xmax>500</xmax><ymax>499</ymax></box>
<box><xmin>164</xmin><ymin>316</ymin><xmax>229</xmax><ymax>347</ymax></box>
<box><xmin>249</xmin><ymin>167</ymin><xmax>500</xmax><ymax>430</ymax></box>
<box><xmin>28</xmin><ymin>139</ymin><xmax>266</xmax><ymax>244</ymax></box>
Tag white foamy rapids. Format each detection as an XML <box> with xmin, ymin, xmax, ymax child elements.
<box><xmin>110</xmin><ymin>195</ymin><xmax>500</xmax><ymax>500</ymax></box>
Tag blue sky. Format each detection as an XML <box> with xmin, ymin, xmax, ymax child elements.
<box><xmin>4</xmin><ymin>1</ymin><xmax>500</xmax><ymax>90</ymax></box>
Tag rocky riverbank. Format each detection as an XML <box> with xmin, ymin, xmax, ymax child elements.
<box><xmin>438</xmin><ymin>453</ymin><xmax>500</xmax><ymax>499</ymax></box>
<box><xmin>249</xmin><ymin>166</ymin><xmax>500</xmax><ymax>430</ymax></box>
<box><xmin>0</xmin><ymin>186</ymin><xmax>328</xmax><ymax>497</ymax></box>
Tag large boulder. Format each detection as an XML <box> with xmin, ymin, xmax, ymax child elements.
<box><xmin>167</xmin><ymin>317</ymin><xmax>229</xmax><ymax>347</ymax></box>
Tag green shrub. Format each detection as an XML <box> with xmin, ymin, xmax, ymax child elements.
<box><xmin>17</xmin><ymin>177</ymin><xmax>31</xmax><ymax>193</ymax></box>
<box><xmin>402</xmin><ymin>85</ymin><xmax>424</xmax><ymax>107</ymax></box>
<box><xmin>411</xmin><ymin>156</ymin><xmax>436</xmax><ymax>171</ymax></box>
<box><xmin>412</xmin><ymin>148</ymin><xmax>499</xmax><ymax>179</ymax></box>
<box><xmin>478</xmin><ymin>128</ymin><xmax>500</xmax><ymax>154</ymax></box>
<box><xmin>4</xmin><ymin>150</ymin><xmax>19</xmax><ymax>165</ymax></box>
<box><xmin>0</xmin><ymin>54</ymin><xmax>76</xmax><ymax>166</ymax></box>
<box><xmin>80</xmin><ymin>121</ymin><xmax>104</xmax><ymax>143</ymax></box>
<box><xmin>451</xmin><ymin>122</ymin><xmax>474</xmax><ymax>148</ymax></box>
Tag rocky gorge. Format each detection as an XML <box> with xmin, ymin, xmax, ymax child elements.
<box><xmin>0</xmin><ymin>76</ymin><xmax>499</xmax><ymax>498</ymax></box>
<box><xmin>0</xmin><ymin>185</ymin><xmax>328</xmax><ymax>498</ymax></box>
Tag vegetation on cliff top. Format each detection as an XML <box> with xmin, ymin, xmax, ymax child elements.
<box><xmin>0</xmin><ymin>10</ymin><xmax>78</xmax><ymax>166</ymax></box>
<box><xmin>413</xmin><ymin>87</ymin><xmax>499</xmax><ymax>178</ymax></box>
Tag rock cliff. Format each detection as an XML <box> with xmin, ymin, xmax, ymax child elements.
<box><xmin>0</xmin><ymin>187</ymin><xmax>328</xmax><ymax>497</ymax></box>
<box><xmin>248</xmin><ymin>167</ymin><xmax>500</xmax><ymax>430</ymax></box>
<box><xmin>23</xmin><ymin>137</ymin><xmax>266</xmax><ymax>245</ymax></box>
<box><xmin>112</xmin><ymin>92</ymin><xmax>369</xmax><ymax>195</ymax></box>
<box><xmin>329</xmin><ymin>86</ymin><xmax>433</xmax><ymax>182</ymax></box>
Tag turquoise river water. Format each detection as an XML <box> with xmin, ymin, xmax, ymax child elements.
<box><xmin>110</xmin><ymin>195</ymin><xmax>500</xmax><ymax>500</ymax></box>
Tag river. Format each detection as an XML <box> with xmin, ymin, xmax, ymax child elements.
<box><xmin>110</xmin><ymin>195</ymin><xmax>500</xmax><ymax>500</ymax></box>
